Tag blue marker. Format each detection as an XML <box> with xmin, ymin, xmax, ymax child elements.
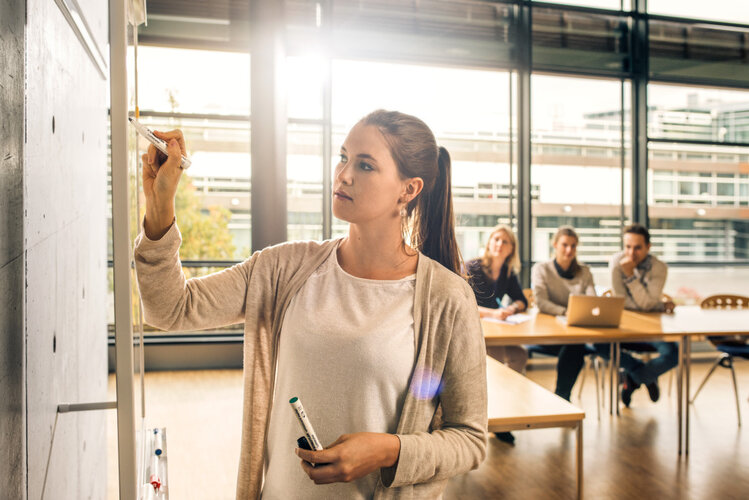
<box><xmin>153</xmin><ymin>428</ymin><xmax>163</xmax><ymax>456</ymax></box>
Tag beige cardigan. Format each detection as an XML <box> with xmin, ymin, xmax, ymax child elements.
<box><xmin>134</xmin><ymin>222</ymin><xmax>488</xmax><ymax>499</ymax></box>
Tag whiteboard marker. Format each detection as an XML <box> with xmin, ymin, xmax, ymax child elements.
<box><xmin>128</xmin><ymin>116</ymin><xmax>191</xmax><ymax>170</ymax></box>
<box><xmin>289</xmin><ymin>397</ymin><xmax>323</xmax><ymax>451</ymax></box>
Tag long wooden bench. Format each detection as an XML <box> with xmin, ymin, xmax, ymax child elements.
<box><xmin>486</xmin><ymin>356</ymin><xmax>586</xmax><ymax>499</ymax></box>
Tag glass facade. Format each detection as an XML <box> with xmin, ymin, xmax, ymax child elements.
<box><xmin>113</xmin><ymin>0</ymin><xmax>749</xmax><ymax>333</ymax></box>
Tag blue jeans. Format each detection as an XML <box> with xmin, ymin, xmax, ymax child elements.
<box><xmin>593</xmin><ymin>341</ymin><xmax>679</xmax><ymax>386</ymax></box>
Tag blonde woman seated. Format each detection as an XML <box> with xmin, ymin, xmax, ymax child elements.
<box><xmin>531</xmin><ymin>226</ymin><xmax>596</xmax><ymax>401</ymax></box>
<box><xmin>467</xmin><ymin>225</ymin><xmax>528</xmax><ymax>445</ymax></box>
<box><xmin>466</xmin><ymin>225</ymin><xmax>529</xmax><ymax>373</ymax></box>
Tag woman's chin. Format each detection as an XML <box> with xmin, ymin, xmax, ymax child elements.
<box><xmin>332</xmin><ymin>207</ymin><xmax>353</xmax><ymax>224</ymax></box>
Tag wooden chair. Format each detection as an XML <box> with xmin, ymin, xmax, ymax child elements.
<box><xmin>690</xmin><ymin>294</ymin><xmax>749</xmax><ymax>426</ymax></box>
<box><xmin>522</xmin><ymin>288</ymin><xmax>535</xmax><ymax>309</ymax></box>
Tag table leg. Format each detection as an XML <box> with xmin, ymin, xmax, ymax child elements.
<box><xmin>609</xmin><ymin>343</ymin><xmax>614</xmax><ymax>416</ymax></box>
<box><xmin>577</xmin><ymin>422</ymin><xmax>583</xmax><ymax>500</ymax></box>
<box><xmin>615</xmin><ymin>342</ymin><xmax>621</xmax><ymax>416</ymax></box>
<box><xmin>685</xmin><ymin>335</ymin><xmax>691</xmax><ymax>456</ymax></box>
<box><xmin>677</xmin><ymin>337</ymin><xmax>683</xmax><ymax>455</ymax></box>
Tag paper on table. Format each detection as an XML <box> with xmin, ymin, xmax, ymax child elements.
<box><xmin>483</xmin><ymin>313</ymin><xmax>533</xmax><ymax>325</ymax></box>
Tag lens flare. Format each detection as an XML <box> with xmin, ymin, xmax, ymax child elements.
<box><xmin>409</xmin><ymin>367</ymin><xmax>443</xmax><ymax>400</ymax></box>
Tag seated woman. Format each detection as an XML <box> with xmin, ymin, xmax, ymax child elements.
<box><xmin>466</xmin><ymin>224</ymin><xmax>528</xmax><ymax>372</ymax></box>
<box><xmin>531</xmin><ymin>226</ymin><xmax>596</xmax><ymax>401</ymax></box>
<box><xmin>467</xmin><ymin>224</ymin><xmax>528</xmax><ymax>445</ymax></box>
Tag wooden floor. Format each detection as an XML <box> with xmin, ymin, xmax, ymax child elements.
<box><xmin>107</xmin><ymin>356</ymin><xmax>749</xmax><ymax>499</ymax></box>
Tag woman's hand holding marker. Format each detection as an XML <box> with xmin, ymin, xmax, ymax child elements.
<box><xmin>297</xmin><ymin>432</ymin><xmax>401</xmax><ymax>485</ymax></box>
<box><xmin>142</xmin><ymin>129</ymin><xmax>187</xmax><ymax>240</ymax></box>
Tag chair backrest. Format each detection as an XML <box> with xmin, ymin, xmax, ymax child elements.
<box><xmin>700</xmin><ymin>294</ymin><xmax>749</xmax><ymax>310</ymax></box>
<box><xmin>604</xmin><ymin>288</ymin><xmax>673</xmax><ymax>304</ymax></box>
<box><xmin>523</xmin><ymin>288</ymin><xmax>535</xmax><ymax>308</ymax></box>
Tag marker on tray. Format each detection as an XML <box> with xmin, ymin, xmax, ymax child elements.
<box><xmin>149</xmin><ymin>454</ymin><xmax>162</xmax><ymax>491</ymax></box>
<box><xmin>153</xmin><ymin>428</ymin><xmax>163</xmax><ymax>457</ymax></box>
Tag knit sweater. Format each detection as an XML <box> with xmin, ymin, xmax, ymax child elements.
<box><xmin>133</xmin><ymin>222</ymin><xmax>488</xmax><ymax>499</ymax></box>
<box><xmin>609</xmin><ymin>251</ymin><xmax>668</xmax><ymax>312</ymax></box>
<box><xmin>531</xmin><ymin>260</ymin><xmax>596</xmax><ymax>316</ymax></box>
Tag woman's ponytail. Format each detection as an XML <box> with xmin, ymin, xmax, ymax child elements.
<box><xmin>361</xmin><ymin>109</ymin><xmax>464</xmax><ymax>276</ymax></box>
<box><xmin>413</xmin><ymin>147</ymin><xmax>463</xmax><ymax>275</ymax></box>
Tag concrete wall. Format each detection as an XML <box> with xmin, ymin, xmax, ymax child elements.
<box><xmin>0</xmin><ymin>0</ymin><xmax>110</xmax><ymax>497</ymax></box>
<box><xmin>1</xmin><ymin>0</ymin><xmax>27</xmax><ymax>497</ymax></box>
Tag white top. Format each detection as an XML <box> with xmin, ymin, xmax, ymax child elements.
<box><xmin>262</xmin><ymin>245</ymin><xmax>417</xmax><ymax>499</ymax></box>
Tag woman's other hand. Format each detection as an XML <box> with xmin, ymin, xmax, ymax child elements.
<box><xmin>495</xmin><ymin>308</ymin><xmax>513</xmax><ymax>320</ymax></box>
<box><xmin>297</xmin><ymin>433</ymin><xmax>400</xmax><ymax>484</ymax></box>
<box><xmin>142</xmin><ymin>129</ymin><xmax>187</xmax><ymax>240</ymax></box>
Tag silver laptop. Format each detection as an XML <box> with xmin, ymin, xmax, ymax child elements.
<box><xmin>566</xmin><ymin>295</ymin><xmax>625</xmax><ymax>327</ymax></box>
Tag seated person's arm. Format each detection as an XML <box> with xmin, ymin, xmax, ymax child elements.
<box><xmin>532</xmin><ymin>265</ymin><xmax>567</xmax><ymax>316</ymax></box>
<box><xmin>622</xmin><ymin>261</ymin><xmax>667</xmax><ymax>311</ymax></box>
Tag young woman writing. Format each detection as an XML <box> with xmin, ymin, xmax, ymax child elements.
<box><xmin>134</xmin><ymin>110</ymin><xmax>488</xmax><ymax>499</ymax></box>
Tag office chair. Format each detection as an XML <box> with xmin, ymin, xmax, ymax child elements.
<box><xmin>690</xmin><ymin>294</ymin><xmax>749</xmax><ymax>427</ymax></box>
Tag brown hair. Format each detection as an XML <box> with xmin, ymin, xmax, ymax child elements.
<box><xmin>361</xmin><ymin>110</ymin><xmax>463</xmax><ymax>275</ymax></box>
<box><xmin>552</xmin><ymin>225</ymin><xmax>581</xmax><ymax>276</ymax></box>
<box><xmin>623</xmin><ymin>223</ymin><xmax>651</xmax><ymax>245</ymax></box>
<box><xmin>480</xmin><ymin>224</ymin><xmax>521</xmax><ymax>278</ymax></box>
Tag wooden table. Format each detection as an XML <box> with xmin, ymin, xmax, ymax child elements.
<box><xmin>486</xmin><ymin>356</ymin><xmax>585</xmax><ymax>499</ymax></box>
<box><xmin>482</xmin><ymin>306</ymin><xmax>749</xmax><ymax>456</ymax></box>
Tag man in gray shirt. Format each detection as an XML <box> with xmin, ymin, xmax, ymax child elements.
<box><xmin>597</xmin><ymin>224</ymin><xmax>677</xmax><ymax>407</ymax></box>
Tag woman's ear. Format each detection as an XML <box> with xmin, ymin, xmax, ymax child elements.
<box><xmin>402</xmin><ymin>177</ymin><xmax>424</xmax><ymax>203</ymax></box>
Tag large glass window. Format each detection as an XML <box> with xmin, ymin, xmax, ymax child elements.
<box><xmin>536</xmin><ymin>0</ymin><xmax>629</xmax><ymax>9</ymax></box>
<box><xmin>115</xmin><ymin>1</ymin><xmax>749</xmax><ymax>330</ymax></box>
<box><xmin>648</xmin><ymin>143</ymin><xmax>749</xmax><ymax>263</ymax></box>
<box><xmin>648</xmin><ymin>1</ymin><xmax>749</xmax><ymax>25</ymax></box>
<box><xmin>648</xmin><ymin>84</ymin><xmax>749</xmax><ymax>143</ymax></box>
<box><xmin>131</xmin><ymin>46</ymin><xmax>250</xmax><ymax>117</ymax></box>
<box><xmin>532</xmin><ymin>6</ymin><xmax>629</xmax><ymax>75</ymax></box>
<box><xmin>648</xmin><ymin>84</ymin><xmax>749</xmax><ymax>267</ymax></box>
<box><xmin>531</xmin><ymin>75</ymin><xmax>631</xmax><ymax>269</ymax></box>
<box><xmin>331</xmin><ymin>59</ymin><xmax>515</xmax><ymax>260</ymax></box>
<box><xmin>649</xmin><ymin>19</ymin><xmax>749</xmax><ymax>87</ymax></box>
<box><xmin>112</xmin><ymin>46</ymin><xmax>252</xmax><ymax>335</ymax></box>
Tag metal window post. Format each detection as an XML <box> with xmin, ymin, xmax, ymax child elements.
<box><xmin>631</xmin><ymin>0</ymin><xmax>649</xmax><ymax>225</ymax></box>
<box><xmin>251</xmin><ymin>0</ymin><xmax>288</xmax><ymax>251</ymax></box>
<box><xmin>517</xmin><ymin>2</ymin><xmax>533</xmax><ymax>287</ymax></box>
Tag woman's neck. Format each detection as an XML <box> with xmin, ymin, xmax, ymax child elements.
<box><xmin>555</xmin><ymin>256</ymin><xmax>572</xmax><ymax>271</ymax></box>
<box><xmin>338</xmin><ymin>222</ymin><xmax>418</xmax><ymax>280</ymax></box>
<box><xmin>489</xmin><ymin>257</ymin><xmax>505</xmax><ymax>278</ymax></box>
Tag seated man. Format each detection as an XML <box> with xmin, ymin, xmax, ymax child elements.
<box><xmin>596</xmin><ymin>223</ymin><xmax>677</xmax><ymax>407</ymax></box>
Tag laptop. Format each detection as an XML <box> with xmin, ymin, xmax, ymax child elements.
<box><xmin>566</xmin><ymin>295</ymin><xmax>625</xmax><ymax>327</ymax></box>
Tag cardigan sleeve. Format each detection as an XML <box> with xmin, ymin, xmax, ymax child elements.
<box><xmin>133</xmin><ymin>219</ymin><xmax>257</xmax><ymax>331</ymax></box>
<box><xmin>382</xmin><ymin>289</ymin><xmax>488</xmax><ymax>487</ymax></box>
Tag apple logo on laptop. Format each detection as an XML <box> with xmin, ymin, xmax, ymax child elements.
<box><xmin>592</xmin><ymin>307</ymin><xmax>601</xmax><ymax>317</ymax></box>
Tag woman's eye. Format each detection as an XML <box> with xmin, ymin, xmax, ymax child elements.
<box><xmin>359</xmin><ymin>162</ymin><xmax>373</xmax><ymax>171</ymax></box>
<box><xmin>339</xmin><ymin>154</ymin><xmax>347</xmax><ymax>163</ymax></box>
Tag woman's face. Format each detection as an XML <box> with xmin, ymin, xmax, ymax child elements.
<box><xmin>488</xmin><ymin>230</ymin><xmax>513</xmax><ymax>262</ymax></box>
<box><xmin>554</xmin><ymin>235</ymin><xmax>578</xmax><ymax>264</ymax></box>
<box><xmin>332</xmin><ymin>123</ymin><xmax>413</xmax><ymax>226</ymax></box>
